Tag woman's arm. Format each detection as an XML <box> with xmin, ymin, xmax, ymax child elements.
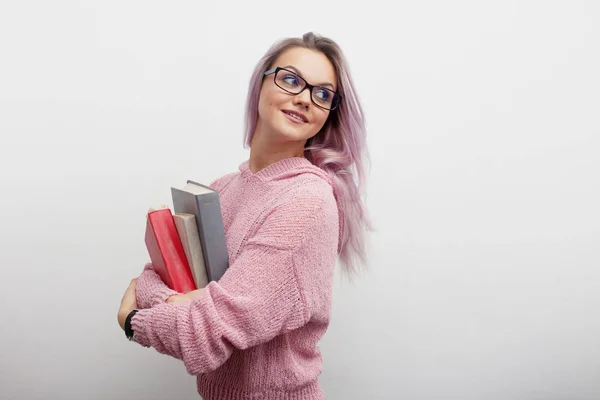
<box><xmin>130</xmin><ymin>191</ymin><xmax>339</xmax><ymax>375</ymax></box>
<box><xmin>135</xmin><ymin>263</ymin><xmax>179</xmax><ymax>309</ymax></box>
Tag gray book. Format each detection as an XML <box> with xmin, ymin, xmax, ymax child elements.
<box><xmin>171</xmin><ymin>180</ymin><xmax>229</xmax><ymax>282</ymax></box>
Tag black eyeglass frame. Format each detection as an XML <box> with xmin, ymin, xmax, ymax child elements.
<box><xmin>263</xmin><ymin>67</ymin><xmax>342</xmax><ymax>111</ymax></box>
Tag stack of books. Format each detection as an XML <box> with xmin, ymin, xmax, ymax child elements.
<box><xmin>145</xmin><ymin>180</ymin><xmax>229</xmax><ymax>293</ymax></box>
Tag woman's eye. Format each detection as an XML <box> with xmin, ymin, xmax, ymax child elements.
<box><xmin>283</xmin><ymin>75</ymin><xmax>300</xmax><ymax>86</ymax></box>
<box><xmin>315</xmin><ymin>89</ymin><xmax>331</xmax><ymax>100</ymax></box>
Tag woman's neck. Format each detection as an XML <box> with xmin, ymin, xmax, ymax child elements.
<box><xmin>248</xmin><ymin>128</ymin><xmax>306</xmax><ymax>174</ymax></box>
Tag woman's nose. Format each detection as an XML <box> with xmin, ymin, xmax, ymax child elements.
<box><xmin>294</xmin><ymin>87</ymin><xmax>312</xmax><ymax>108</ymax></box>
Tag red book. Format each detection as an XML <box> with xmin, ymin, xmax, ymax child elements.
<box><xmin>145</xmin><ymin>208</ymin><xmax>197</xmax><ymax>293</ymax></box>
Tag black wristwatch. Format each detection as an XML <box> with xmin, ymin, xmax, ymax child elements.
<box><xmin>124</xmin><ymin>309</ymin><xmax>138</xmax><ymax>341</ymax></box>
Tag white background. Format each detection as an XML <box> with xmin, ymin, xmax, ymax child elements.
<box><xmin>1</xmin><ymin>1</ymin><xmax>599</xmax><ymax>399</ymax></box>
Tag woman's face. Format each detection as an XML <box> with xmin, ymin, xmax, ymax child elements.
<box><xmin>257</xmin><ymin>47</ymin><xmax>337</xmax><ymax>144</ymax></box>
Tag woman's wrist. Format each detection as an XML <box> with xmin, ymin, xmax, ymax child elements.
<box><xmin>165</xmin><ymin>288</ymin><xmax>205</xmax><ymax>303</ymax></box>
<box><xmin>188</xmin><ymin>288</ymin><xmax>205</xmax><ymax>299</ymax></box>
<box><xmin>118</xmin><ymin>307</ymin><xmax>133</xmax><ymax>330</ymax></box>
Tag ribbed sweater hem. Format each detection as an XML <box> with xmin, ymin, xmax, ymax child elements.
<box><xmin>196</xmin><ymin>375</ymin><xmax>324</xmax><ymax>400</ymax></box>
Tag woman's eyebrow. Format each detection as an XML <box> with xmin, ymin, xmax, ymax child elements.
<box><xmin>283</xmin><ymin>65</ymin><xmax>335</xmax><ymax>90</ymax></box>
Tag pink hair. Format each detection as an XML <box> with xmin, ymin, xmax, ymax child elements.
<box><xmin>243</xmin><ymin>32</ymin><xmax>373</xmax><ymax>277</ymax></box>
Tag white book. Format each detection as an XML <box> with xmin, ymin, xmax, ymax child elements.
<box><xmin>173</xmin><ymin>213</ymin><xmax>209</xmax><ymax>289</ymax></box>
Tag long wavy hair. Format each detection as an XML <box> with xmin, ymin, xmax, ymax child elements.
<box><xmin>243</xmin><ymin>32</ymin><xmax>373</xmax><ymax>277</ymax></box>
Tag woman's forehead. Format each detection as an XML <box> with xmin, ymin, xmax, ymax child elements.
<box><xmin>274</xmin><ymin>47</ymin><xmax>337</xmax><ymax>88</ymax></box>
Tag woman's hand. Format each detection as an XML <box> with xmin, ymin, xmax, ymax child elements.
<box><xmin>118</xmin><ymin>278</ymin><xmax>138</xmax><ymax>330</ymax></box>
<box><xmin>166</xmin><ymin>288</ymin><xmax>205</xmax><ymax>304</ymax></box>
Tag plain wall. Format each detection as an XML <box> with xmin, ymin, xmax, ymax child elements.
<box><xmin>1</xmin><ymin>1</ymin><xmax>599</xmax><ymax>399</ymax></box>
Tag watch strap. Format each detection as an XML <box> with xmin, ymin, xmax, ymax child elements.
<box><xmin>124</xmin><ymin>309</ymin><xmax>138</xmax><ymax>341</ymax></box>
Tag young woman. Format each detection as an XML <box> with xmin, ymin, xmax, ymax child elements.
<box><xmin>117</xmin><ymin>31</ymin><xmax>372</xmax><ymax>400</ymax></box>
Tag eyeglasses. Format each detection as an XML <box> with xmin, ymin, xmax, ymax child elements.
<box><xmin>263</xmin><ymin>67</ymin><xmax>341</xmax><ymax>111</ymax></box>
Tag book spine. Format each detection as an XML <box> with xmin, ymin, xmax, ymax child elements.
<box><xmin>194</xmin><ymin>192</ymin><xmax>229</xmax><ymax>282</ymax></box>
<box><xmin>174</xmin><ymin>214</ymin><xmax>208</xmax><ymax>289</ymax></box>
<box><xmin>145</xmin><ymin>216</ymin><xmax>171</xmax><ymax>287</ymax></box>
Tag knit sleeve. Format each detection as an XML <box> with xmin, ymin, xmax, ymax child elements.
<box><xmin>130</xmin><ymin>188</ymin><xmax>339</xmax><ymax>376</ymax></box>
<box><xmin>134</xmin><ymin>263</ymin><xmax>179</xmax><ymax>309</ymax></box>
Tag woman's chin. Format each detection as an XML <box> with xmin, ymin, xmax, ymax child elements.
<box><xmin>275</xmin><ymin>124</ymin><xmax>312</xmax><ymax>141</ymax></box>
<box><xmin>278</xmin><ymin>131</ymin><xmax>311</xmax><ymax>143</ymax></box>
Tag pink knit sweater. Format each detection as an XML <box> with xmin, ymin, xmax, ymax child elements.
<box><xmin>132</xmin><ymin>157</ymin><xmax>340</xmax><ymax>400</ymax></box>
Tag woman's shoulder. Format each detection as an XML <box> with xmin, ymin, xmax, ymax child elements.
<box><xmin>209</xmin><ymin>171</ymin><xmax>239</xmax><ymax>192</ymax></box>
<box><xmin>288</xmin><ymin>176</ymin><xmax>335</xmax><ymax>203</ymax></box>
<box><xmin>273</xmin><ymin>174</ymin><xmax>338</xmax><ymax>220</ymax></box>
<box><xmin>256</xmin><ymin>178</ymin><xmax>340</xmax><ymax>251</ymax></box>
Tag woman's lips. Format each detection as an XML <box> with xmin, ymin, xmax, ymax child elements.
<box><xmin>282</xmin><ymin>110</ymin><xmax>307</xmax><ymax>124</ymax></box>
